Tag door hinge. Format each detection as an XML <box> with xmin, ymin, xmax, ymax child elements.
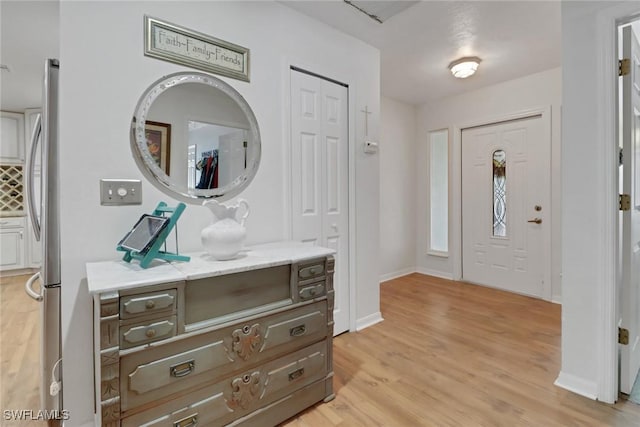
<box><xmin>620</xmin><ymin>194</ymin><xmax>631</xmax><ymax>211</ymax></box>
<box><xmin>619</xmin><ymin>58</ymin><xmax>631</xmax><ymax>76</ymax></box>
<box><xmin>619</xmin><ymin>327</ymin><xmax>630</xmax><ymax>345</ymax></box>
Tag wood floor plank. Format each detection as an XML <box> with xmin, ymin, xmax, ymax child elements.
<box><xmin>0</xmin><ymin>273</ymin><xmax>46</xmax><ymax>427</ymax></box>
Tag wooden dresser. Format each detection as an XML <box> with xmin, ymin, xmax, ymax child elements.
<box><xmin>87</xmin><ymin>243</ymin><xmax>335</xmax><ymax>427</ymax></box>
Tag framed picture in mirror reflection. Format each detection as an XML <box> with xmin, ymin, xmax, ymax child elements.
<box><xmin>145</xmin><ymin>120</ymin><xmax>171</xmax><ymax>174</ymax></box>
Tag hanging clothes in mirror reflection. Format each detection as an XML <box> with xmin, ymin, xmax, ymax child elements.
<box><xmin>196</xmin><ymin>150</ymin><xmax>219</xmax><ymax>189</ymax></box>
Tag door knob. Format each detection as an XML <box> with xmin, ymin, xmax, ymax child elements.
<box><xmin>527</xmin><ymin>218</ymin><xmax>542</xmax><ymax>224</ymax></box>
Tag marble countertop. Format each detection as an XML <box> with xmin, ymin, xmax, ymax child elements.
<box><xmin>86</xmin><ymin>241</ymin><xmax>335</xmax><ymax>295</ymax></box>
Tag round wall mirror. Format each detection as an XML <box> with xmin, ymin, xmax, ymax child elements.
<box><xmin>131</xmin><ymin>72</ymin><xmax>261</xmax><ymax>203</ymax></box>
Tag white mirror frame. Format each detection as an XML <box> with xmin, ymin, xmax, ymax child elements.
<box><xmin>131</xmin><ymin>71</ymin><xmax>261</xmax><ymax>203</ymax></box>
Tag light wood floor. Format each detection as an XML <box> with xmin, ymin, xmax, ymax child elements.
<box><xmin>284</xmin><ymin>274</ymin><xmax>640</xmax><ymax>426</ymax></box>
<box><xmin>0</xmin><ymin>273</ymin><xmax>45</xmax><ymax>427</ymax></box>
<box><xmin>2</xmin><ymin>273</ymin><xmax>640</xmax><ymax>426</ymax></box>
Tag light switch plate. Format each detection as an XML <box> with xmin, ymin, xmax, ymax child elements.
<box><xmin>100</xmin><ymin>179</ymin><xmax>142</xmax><ymax>206</ymax></box>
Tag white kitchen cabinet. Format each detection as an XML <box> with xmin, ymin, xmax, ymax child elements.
<box><xmin>1</xmin><ymin>111</ymin><xmax>25</xmax><ymax>164</ymax></box>
<box><xmin>0</xmin><ymin>217</ymin><xmax>24</xmax><ymax>271</ymax></box>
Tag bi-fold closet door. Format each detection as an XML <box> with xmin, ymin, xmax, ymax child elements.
<box><xmin>290</xmin><ymin>69</ymin><xmax>350</xmax><ymax>335</ymax></box>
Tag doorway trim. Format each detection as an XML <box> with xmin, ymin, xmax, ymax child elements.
<box><xmin>596</xmin><ymin>3</ymin><xmax>640</xmax><ymax>404</ymax></box>
<box><xmin>282</xmin><ymin>60</ymin><xmax>357</xmax><ymax>333</ymax></box>
<box><xmin>452</xmin><ymin>107</ymin><xmax>553</xmax><ymax>302</ymax></box>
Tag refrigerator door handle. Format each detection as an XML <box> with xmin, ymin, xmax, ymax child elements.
<box><xmin>27</xmin><ymin>114</ymin><xmax>42</xmax><ymax>242</ymax></box>
<box><xmin>25</xmin><ymin>272</ymin><xmax>44</xmax><ymax>302</ymax></box>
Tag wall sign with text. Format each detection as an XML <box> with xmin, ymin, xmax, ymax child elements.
<box><xmin>144</xmin><ymin>16</ymin><xmax>250</xmax><ymax>82</ymax></box>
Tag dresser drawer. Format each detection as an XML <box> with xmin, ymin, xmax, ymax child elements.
<box><xmin>120</xmin><ymin>316</ymin><xmax>177</xmax><ymax>349</ymax></box>
<box><xmin>121</xmin><ymin>340</ymin><xmax>328</xmax><ymax>427</ymax></box>
<box><xmin>120</xmin><ymin>301</ymin><xmax>327</xmax><ymax>412</ymax></box>
<box><xmin>297</xmin><ymin>259</ymin><xmax>325</xmax><ymax>281</ymax></box>
<box><xmin>120</xmin><ymin>289</ymin><xmax>177</xmax><ymax>319</ymax></box>
<box><xmin>299</xmin><ymin>282</ymin><xmax>325</xmax><ymax>301</ymax></box>
<box><xmin>185</xmin><ymin>265</ymin><xmax>291</xmax><ymax>328</ymax></box>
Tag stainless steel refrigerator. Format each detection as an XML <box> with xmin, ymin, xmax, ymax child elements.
<box><xmin>24</xmin><ymin>58</ymin><xmax>62</xmax><ymax>423</ymax></box>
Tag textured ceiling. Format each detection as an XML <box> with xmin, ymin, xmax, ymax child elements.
<box><xmin>0</xmin><ymin>1</ymin><xmax>59</xmax><ymax>112</ymax></box>
<box><xmin>282</xmin><ymin>1</ymin><xmax>562</xmax><ymax>105</ymax></box>
<box><xmin>1</xmin><ymin>1</ymin><xmax>561</xmax><ymax>110</ymax></box>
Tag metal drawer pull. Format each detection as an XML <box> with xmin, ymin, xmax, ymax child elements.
<box><xmin>170</xmin><ymin>360</ymin><xmax>195</xmax><ymax>378</ymax></box>
<box><xmin>123</xmin><ymin>319</ymin><xmax>175</xmax><ymax>344</ymax></box>
<box><xmin>174</xmin><ymin>414</ymin><xmax>198</xmax><ymax>427</ymax></box>
<box><xmin>123</xmin><ymin>292</ymin><xmax>175</xmax><ymax>315</ymax></box>
<box><xmin>290</xmin><ymin>325</ymin><xmax>306</xmax><ymax>337</ymax></box>
<box><xmin>300</xmin><ymin>264</ymin><xmax>324</xmax><ymax>278</ymax></box>
<box><xmin>299</xmin><ymin>284</ymin><xmax>323</xmax><ymax>300</ymax></box>
<box><xmin>288</xmin><ymin>368</ymin><xmax>305</xmax><ymax>381</ymax></box>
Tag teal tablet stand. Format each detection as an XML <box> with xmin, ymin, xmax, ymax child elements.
<box><xmin>117</xmin><ymin>202</ymin><xmax>191</xmax><ymax>268</ymax></box>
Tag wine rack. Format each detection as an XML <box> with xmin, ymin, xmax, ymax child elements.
<box><xmin>0</xmin><ymin>165</ymin><xmax>24</xmax><ymax>215</ymax></box>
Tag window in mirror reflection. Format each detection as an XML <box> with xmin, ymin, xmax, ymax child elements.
<box><xmin>188</xmin><ymin>121</ymin><xmax>248</xmax><ymax>190</ymax></box>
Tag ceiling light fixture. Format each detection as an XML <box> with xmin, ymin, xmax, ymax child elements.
<box><xmin>448</xmin><ymin>57</ymin><xmax>481</xmax><ymax>79</ymax></box>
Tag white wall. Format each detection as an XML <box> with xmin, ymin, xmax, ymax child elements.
<box><xmin>379</xmin><ymin>97</ymin><xmax>417</xmax><ymax>281</ymax></box>
<box><xmin>59</xmin><ymin>2</ymin><xmax>380</xmax><ymax>425</ymax></box>
<box><xmin>415</xmin><ymin>67</ymin><xmax>562</xmax><ymax>301</ymax></box>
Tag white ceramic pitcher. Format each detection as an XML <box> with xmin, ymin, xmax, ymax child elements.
<box><xmin>201</xmin><ymin>199</ymin><xmax>250</xmax><ymax>260</ymax></box>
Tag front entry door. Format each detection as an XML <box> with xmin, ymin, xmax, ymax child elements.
<box><xmin>461</xmin><ymin>114</ymin><xmax>550</xmax><ymax>299</ymax></box>
<box><xmin>290</xmin><ymin>69</ymin><xmax>350</xmax><ymax>335</ymax></box>
<box><xmin>619</xmin><ymin>25</ymin><xmax>640</xmax><ymax>395</ymax></box>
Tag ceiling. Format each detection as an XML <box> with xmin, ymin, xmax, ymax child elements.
<box><xmin>0</xmin><ymin>1</ymin><xmax>561</xmax><ymax>111</ymax></box>
<box><xmin>0</xmin><ymin>1</ymin><xmax>59</xmax><ymax>112</ymax></box>
<box><xmin>282</xmin><ymin>1</ymin><xmax>562</xmax><ymax>105</ymax></box>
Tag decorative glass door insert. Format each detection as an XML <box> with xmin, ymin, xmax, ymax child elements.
<box><xmin>492</xmin><ymin>150</ymin><xmax>506</xmax><ymax>237</ymax></box>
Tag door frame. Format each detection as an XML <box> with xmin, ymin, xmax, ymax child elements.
<box><xmin>453</xmin><ymin>107</ymin><xmax>553</xmax><ymax>301</ymax></box>
<box><xmin>596</xmin><ymin>3</ymin><xmax>640</xmax><ymax>404</ymax></box>
<box><xmin>283</xmin><ymin>61</ymin><xmax>356</xmax><ymax>333</ymax></box>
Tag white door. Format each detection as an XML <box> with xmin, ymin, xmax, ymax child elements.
<box><xmin>619</xmin><ymin>25</ymin><xmax>640</xmax><ymax>394</ymax></box>
<box><xmin>291</xmin><ymin>69</ymin><xmax>350</xmax><ymax>335</ymax></box>
<box><xmin>462</xmin><ymin>115</ymin><xmax>550</xmax><ymax>299</ymax></box>
<box><xmin>218</xmin><ymin>130</ymin><xmax>246</xmax><ymax>188</ymax></box>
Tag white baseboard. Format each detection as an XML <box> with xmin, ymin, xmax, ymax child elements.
<box><xmin>554</xmin><ymin>371</ymin><xmax>598</xmax><ymax>400</ymax></box>
<box><xmin>551</xmin><ymin>295</ymin><xmax>562</xmax><ymax>305</ymax></box>
<box><xmin>356</xmin><ymin>312</ymin><xmax>384</xmax><ymax>331</ymax></box>
<box><xmin>415</xmin><ymin>267</ymin><xmax>454</xmax><ymax>280</ymax></box>
<box><xmin>1</xmin><ymin>267</ymin><xmax>38</xmax><ymax>277</ymax></box>
<box><xmin>379</xmin><ymin>267</ymin><xmax>416</xmax><ymax>283</ymax></box>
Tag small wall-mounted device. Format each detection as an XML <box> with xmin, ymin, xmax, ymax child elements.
<box><xmin>100</xmin><ymin>179</ymin><xmax>142</xmax><ymax>205</ymax></box>
<box><xmin>363</xmin><ymin>140</ymin><xmax>378</xmax><ymax>154</ymax></box>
